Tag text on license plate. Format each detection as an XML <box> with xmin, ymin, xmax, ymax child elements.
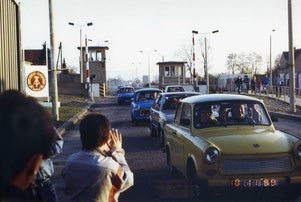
<box><xmin>230</xmin><ymin>178</ymin><xmax>279</xmax><ymax>187</ymax></box>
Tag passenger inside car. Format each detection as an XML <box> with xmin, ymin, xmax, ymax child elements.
<box><xmin>200</xmin><ymin>105</ymin><xmax>218</xmax><ymax>126</ymax></box>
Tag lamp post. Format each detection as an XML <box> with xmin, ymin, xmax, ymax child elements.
<box><xmin>201</xmin><ymin>30</ymin><xmax>219</xmax><ymax>94</ymax></box>
<box><xmin>140</xmin><ymin>50</ymin><xmax>158</xmax><ymax>87</ymax></box>
<box><xmin>68</xmin><ymin>22</ymin><xmax>93</xmax><ymax>83</ymax></box>
<box><xmin>288</xmin><ymin>0</ymin><xmax>296</xmax><ymax>113</ymax></box>
<box><xmin>48</xmin><ymin>0</ymin><xmax>59</xmax><ymax>121</ymax></box>
<box><xmin>269</xmin><ymin>29</ymin><xmax>275</xmax><ymax>94</ymax></box>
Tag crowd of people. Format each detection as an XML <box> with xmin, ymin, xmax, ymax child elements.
<box><xmin>234</xmin><ymin>74</ymin><xmax>281</xmax><ymax>95</ymax></box>
<box><xmin>0</xmin><ymin>90</ymin><xmax>133</xmax><ymax>201</ymax></box>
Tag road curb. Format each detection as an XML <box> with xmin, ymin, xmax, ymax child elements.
<box><xmin>57</xmin><ymin>102</ymin><xmax>93</xmax><ymax>136</ymax></box>
<box><xmin>269</xmin><ymin>111</ymin><xmax>301</xmax><ymax>122</ymax></box>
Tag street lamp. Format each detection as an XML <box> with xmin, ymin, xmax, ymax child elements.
<box><xmin>68</xmin><ymin>22</ymin><xmax>93</xmax><ymax>83</ymax></box>
<box><xmin>200</xmin><ymin>30</ymin><xmax>219</xmax><ymax>94</ymax></box>
<box><xmin>140</xmin><ymin>50</ymin><xmax>158</xmax><ymax>87</ymax></box>
<box><xmin>269</xmin><ymin>29</ymin><xmax>275</xmax><ymax>95</ymax></box>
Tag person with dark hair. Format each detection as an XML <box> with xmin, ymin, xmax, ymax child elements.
<box><xmin>243</xmin><ymin>75</ymin><xmax>250</xmax><ymax>93</ymax></box>
<box><xmin>234</xmin><ymin>75</ymin><xmax>243</xmax><ymax>94</ymax></box>
<box><xmin>62</xmin><ymin>113</ymin><xmax>133</xmax><ymax>202</ymax></box>
<box><xmin>27</xmin><ymin>128</ymin><xmax>63</xmax><ymax>202</ymax></box>
<box><xmin>0</xmin><ymin>90</ymin><xmax>56</xmax><ymax>201</ymax></box>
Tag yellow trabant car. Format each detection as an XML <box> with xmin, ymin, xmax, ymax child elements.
<box><xmin>164</xmin><ymin>94</ymin><xmax>301</xmax><ymax>199</ymax></box>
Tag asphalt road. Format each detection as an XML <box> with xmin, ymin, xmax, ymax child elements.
<box><xmin>52</xmin><ymin>95</ymin><xmax>301</xmax><ymax>201</ymax></box>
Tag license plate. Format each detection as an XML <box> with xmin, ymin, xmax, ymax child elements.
<box><xmin>230</xmin><ymin>178</ymin><xmax>279</xmax><ymax>187</ymax></box>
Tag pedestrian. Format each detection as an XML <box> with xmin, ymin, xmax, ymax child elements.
<box><xmin>0</xmin><ymin>90</ymin><xmax>56</xmax><ymax>201</ymax></box>
<box><xmin>243</xmin><ymin>75</ymin><xmax>250</xmax><ymax>93</ymax></box>
<box><xmin>256</xmin><ymin>78</ymin><xmax>262</xmax><ymax>94</ymax></box>
<box><xmin>275</xmin><ymin>74</ymin><xmax>283</xmax><ymax>97</ymax></box>
<box><xmin>251</xmin><ymin>76</ymin><xmax>256</xmax><ymax>94</ymax></box>
<box><xmin>234</xmin><ymin>75</ymin><xmax>243</xmax><ymax>94</ymax></box>
<box><xmin>26</xmin><ymin>128</ymin><xmax>63</xmax><ymax>202</ymax></box>
<box><xmin>261</xmin><ymin>74</ymin><xmax>270</xmax><ymax>94</ymax></box>
<box><xmin>62</xmin><ymin>113</ymin><xmax>134</xmax><ymax>202</ymax></box>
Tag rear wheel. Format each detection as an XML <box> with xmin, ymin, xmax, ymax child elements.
<box><xmin>159</xmin><ymin>127</ymin><xmax>164</xmax><ymax>147</ymax></box>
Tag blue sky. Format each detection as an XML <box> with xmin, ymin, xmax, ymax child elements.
<box><xmin>18</xmin><ymin>0</ymin><xmax>301</xmax><ymax>80</ymax></box>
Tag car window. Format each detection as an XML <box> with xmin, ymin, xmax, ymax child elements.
<box><xmin>120</xmin><ymin>88</ymin><xmax>134</xmax><ymax>93</ymax></box>
<box><xmin>194</xmin><ymin>101</ymin><xmax>271</xmax><ymax>129</ymax></box>
<box><xmin>162</xmin><ymin>94</ymin><xmax>196</xmax><ymax>110</ymax></box>
<box><xmin>167</xmin><ymin>87</ymin><xmax>185</xmax><ymax>92</ymax></box>
<box><xmin>155</xmin><ymin>95</ymin><xmax>162</xmax><ymax>110</ymax></box>
<box><xmin>136</xmin><ymin>91</ymin><xmax>159</xmax><ymax>101</ymax></box>
<box><xmin>174</xmin><ymin>102</ymin><xmax>182</xmax><ymax>125</ymax></box>
<box><xmin>179</xmin><ymin>104</ymin><xmax>191</xmax><ymax>128</ymax></box>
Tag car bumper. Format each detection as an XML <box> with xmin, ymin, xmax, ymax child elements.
<box><xmin>206</xmin><ymin>175</ymin><xmax>301</xmax><ymax>187</ymax></box>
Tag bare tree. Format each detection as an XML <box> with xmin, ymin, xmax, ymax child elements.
<box><xmin>175</xmin><ymin>43</ymin><xmax>193</xmax><ymax>83</ymax></box>
<box><xmin>236</xmin><ymin>53</ymin><xmax>249</xmax><ymax>74</ymax></box>
<box><xmin>248</xmin><ymin>52</ymin><xmax>263</xmax><ymax>74</ymax></box>
<box><xmin>226</xmin><ymin>53</ymin><xmax>238</xmax><ymax>74</ymax></box>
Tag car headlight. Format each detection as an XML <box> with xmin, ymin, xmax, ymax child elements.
<box><xmin>205</xmin><ymin>147</ymin><xmax>219</xmax><ymax>164</ymax></box>
<box><xmin>134</xmin><ymin>105</ymin><xmax>140</xmax><ymax>111</ymax></box>
<box><xmin>296</xmin><ymin>144</ymin><xmax>301</xmax><ymax>159</ymax></box>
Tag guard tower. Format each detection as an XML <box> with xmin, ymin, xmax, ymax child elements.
<box><xmin>78</xmin><ymin>46</ymin><xmax>109</xmax><ymax>85</ymax></box>
<box><xmin>157</xmin><ymin>61</ymin><xmax>187</xmax><ymax>89</ymax></box>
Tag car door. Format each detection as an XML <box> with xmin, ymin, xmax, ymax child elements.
<box><xmin>151</xmin><ymin>95</ymin><xmax>162</xmax><ymax>130</ymax></box>
<box><xmin>167</xmin><ymin>102</ymin><xmax>182</xmax><ymax>165</ymax></box>
<box><xmin>173</xmin><ymin>103</ymin><xmax>191</xmax><ymax>172</ymax></box>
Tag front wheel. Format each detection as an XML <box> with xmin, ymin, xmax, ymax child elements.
<box><xmin>149</xmin><ymin>122</ymin><xmax>156</xmax><ymax>136</ymax></box>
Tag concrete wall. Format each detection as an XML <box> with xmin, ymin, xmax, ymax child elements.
<box><xmin>58</xmin><ymin>74</ymin><xmax>81</xmax><ymax>83</ymax></box>
<box><xmin>58</xmin><ymin>83</ymin><xmax>86</xmax><ymax>96</ymax></box>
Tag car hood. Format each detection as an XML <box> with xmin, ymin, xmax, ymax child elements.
<box><xmin>133</xmin><ymin>100</ymin><xmax>154</xmax><ymax>109</ymax></box>
<box><xmin>198</xmin><ymin>127</ymin><xmax>299</xmax><ymax>155</ymax></box>
<box><xmin>119</xmin><ymin>93</ymin><xmax>134</xmax><ymax>98</ymax></box>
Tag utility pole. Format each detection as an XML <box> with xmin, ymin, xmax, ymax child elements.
<box><xmin>288</xmin><ymin>0</ymin><xmax>296</xmax><ymax>113</ymax></box>
<box><xmin>269</xmin><ymin>30</ymin><xmax>275</xmax><ymax>94</ymax></box>
<box><xmin>80</xmin><ymin>28</ymin><xmax>83</xmax><ymax>83</ymax></box>
<box><xmin>48</xmin><ymin>0</ymin><xmax>59</xmax><ymax>121</ymax></box>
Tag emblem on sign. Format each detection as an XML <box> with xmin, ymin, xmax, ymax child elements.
<box><xmin>27</xmin><ymin>71</ymin><xmax>46</xmax><ymax>91</ymax></box>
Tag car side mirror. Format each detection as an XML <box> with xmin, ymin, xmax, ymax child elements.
<box><xmin>270</xmin><ymin>114</ymin><xmax>278</xmax><ymax>122</ymax></box>
<box><xmin>180</xmin><ymin>119</ymin><xmax>190</xmax><ymax>126</ymax></box>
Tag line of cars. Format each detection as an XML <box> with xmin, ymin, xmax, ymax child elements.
<box><xmin>117</xmin><ymin>85</ymin><xmax>301</xmax><ymax>200</ymax></box>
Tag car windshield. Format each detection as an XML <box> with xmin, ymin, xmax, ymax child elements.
<box><xmin>167</xmin><ymin>87</ymin><xmax>184</xmax><ymax>92</ymax></box>
<box><xmin>163</xmin><ymin>94</ymin><xmax>195</xmax><ymax>110</ymax></box>
<box><xmin>194</xmin><ymin>101</ymin><xmax>271</xmax><ymax>129</ymax></box>
<box><xmin>120</xmin><ymin>88</ymin><xmax>134</xmax><ymax>93</ymax></box>
<box><xmin>136</xmin><ymin>91</ymin><xmax>159</xmax><ymax>101</ymax></box>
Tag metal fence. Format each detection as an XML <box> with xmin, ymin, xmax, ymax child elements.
<box><xmin>0</xmin><ymin>0</ymin><xmax>22</xmax><ymax>93</ymax></box>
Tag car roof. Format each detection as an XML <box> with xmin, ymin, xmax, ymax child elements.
<box><xmin>120</xmin><ymin>86</ymin><xmax>134</xmax><ymax>89</ymax></box>
<box><xmin>182</xmin><ymin>94</ymin><xmax>260</xmax><ymax>104</ymax></box>
<box><xmin>165</xmin><ymin>85</ymin><xmax>184</xmax><ymax>87</ymax></box>
<box><xmin>135</xmin><ymin>88</ymin><xmax>162</xmax><ymax>93</ymax></box>
<box><xmin>160</xmin><ymin>92</ymin><xmax>200</xmax><ymax>96</ymax></box>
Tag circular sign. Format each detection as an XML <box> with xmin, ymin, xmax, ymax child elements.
<box><xmin>27</xmin><ymin>71</ymin><xmax>46</xmax><ymax>91</ymax></box>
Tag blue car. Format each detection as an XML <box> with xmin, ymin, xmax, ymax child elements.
<box><xmin>131</xmin><ymin>88</ymin><xmax>162</xmax><ymax>125</ymax></box>
<box><xmin>118</xmin><ymin>86</ymin><xmax>135</xmax><ymax>104</ymax></box>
